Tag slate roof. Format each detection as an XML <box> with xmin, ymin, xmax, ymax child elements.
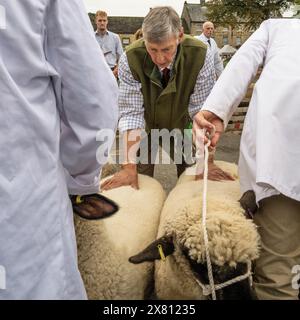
<box><xmin>183</xmin><ymin>3</ymin><xmax>208</xmax><ymax>22</ymax></box>
<box><xmin>89</xmin><ymin>13</ymin><xmax>143</xmax><ymax>34</ymax></box>
<box><xmin>106</xmin><ymin>16</ymin><xmax>144</xmax><ymax>34</ymax></box>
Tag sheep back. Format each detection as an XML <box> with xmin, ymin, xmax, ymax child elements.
<box><xmin>75</xmin><ymin>174</ymin><xmax>166</xmax><ymax>300</ymax></box>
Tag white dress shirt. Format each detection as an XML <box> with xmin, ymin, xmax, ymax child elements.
<box><xmin>202</xmin><ymin>19</ymin><xmax>300</xmax><ymax>203</ymax></box>
<box><xmin>0</xmin><ymin>0</ymin><xmax>118</xmax><ymax>299</ymax></box>
<box><xmin>196</xmin><ymin>33</ymin><xmax>224</xmax><ymax>78</ymax></box>
<box><xmin>95</xmin><ymin>30</ymin><xmax>123</xmax><ymax>68</ymax></box>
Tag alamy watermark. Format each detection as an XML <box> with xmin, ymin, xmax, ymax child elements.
<box><xmin>0</xmin><ymin>265</ymin><xmax>6</xmax><ymax>290</ymax></box>
<box><xmin>96</xmin><ymin>128</ymin><xmax>206</xmax><ymax>175</ymax></box>
<box><xmin>291</xmin><ymin>265</ymin><xmax>300</xmax><ymax>290</ymax></box>
<box><xmin>0</xmin><ymin>5</ymin><xmax>6</xmax><ymax>30</ymax></box>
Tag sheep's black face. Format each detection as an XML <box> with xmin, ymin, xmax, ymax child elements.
<box><xmin>183</xmin><ymin>250</ymin><xmax>257</xmax><ymax>300</ymax></box>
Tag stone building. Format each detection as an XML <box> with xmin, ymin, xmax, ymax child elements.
<box><xmin>88</xmin><ymin>13</ymin><xmax>143</xmax><ymax>48</ymax></box>
<box><xmin>181</xmin><ymin>1</ymin><xmax>252</xmax><ymax>48</ymax></box>
<box><xmin>88</xmin><ymin>1</ymin><xmax>253</xmax><ymax>49</ymax></box>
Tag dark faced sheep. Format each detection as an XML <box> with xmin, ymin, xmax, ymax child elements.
<box><xmin>129</xmin><ymin>161</ymin><xmax>260</xmax><ymax>300</ymax></box>
<box><xmin>75</xmin><ymin>174</ymin><xmax>166</xmax><ymax>299</ymax></box>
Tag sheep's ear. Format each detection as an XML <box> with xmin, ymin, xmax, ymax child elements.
<box><xmin>239</xmin><ymin>190</ymin><xmax>258</xmax><ymax>219</ymax></box>
<box><xmin>129</xmin><ymin>236</ymin><xmax>174</xmax><ymax>264</ymax></box>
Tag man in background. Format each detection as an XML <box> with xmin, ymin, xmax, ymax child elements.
<box><xmin>95</xmin><ymin>10</ymin><xmax>123</xmax><ymax>78</ymax></box>
<box><xmin>196</xmin><ymin>21</ymin><xmax>224</xmax><ymax>78</ymax></box>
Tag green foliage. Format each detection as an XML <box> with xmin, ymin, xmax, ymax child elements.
<box><xmin>206</xmin><ymin>0</ymin><xmax>296</xmax><ymax>30</ymax></box>
<box><xmin>88</xmin><ymin>12</ymin><xmax>96</xmax><ymax>30</ymax></box>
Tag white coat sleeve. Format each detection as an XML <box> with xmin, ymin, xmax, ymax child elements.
<box><xmin>202</xmin><ymin>20</ymin><xmax>269</xmax><ymax>126</ymax></box>
<box><xmin>44</xmin><ymin>0</ymin><xmax>118</xmax><ymax>195</ymax></box>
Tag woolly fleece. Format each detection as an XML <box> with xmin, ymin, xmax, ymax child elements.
<box><xmin>155</xmin><ymin>161</ymin><xmax>260</xmax><ymax>300</ymax></box>
<box><xmin>75</xmin><ymin>174</ymin><xmax>166</xmax><ymax>299</ymax></box>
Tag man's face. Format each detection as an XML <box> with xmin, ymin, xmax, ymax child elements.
<box><xmin>96</xmin><ymin>16</ymin><xmax>108</xmax><ymax>32</ymax></box>
<box><xmin>145</xmin><ymin>34</ymin><xmax>182</xmax><ymax>69</ymax></box>
<box><xmin>203</xmin><ymin>23</ymin><xmax>214</xmax><ymax>38</ymax></box>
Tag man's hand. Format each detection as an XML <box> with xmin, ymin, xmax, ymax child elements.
<box><xmin>193</xmin><ymin>110</ymin><xmax>224</xmax><ymax>149</ymax></box>
<box><xmin>196</xmin><ymin>162</ymin><xmax>235</xmax><ymax>181</ymax></box>
<box><xmin>101</xmin><ymin>164</ymin><xmax>139</xmax><ymax>191</ymax></box>
<box><xmin>195</xmin><ymin>153</ymin><xmax>235</xmax><ymax>181</ymax></box>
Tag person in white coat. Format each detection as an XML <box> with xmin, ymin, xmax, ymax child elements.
<box><xmin>196</xmin><ymin>21</ymin><xmax>224</xmax><ymax>78</ymax></box>
<box><xmin>193</xmin><ymin>19</ymin><xmax>300</xmax><ymax>300</ymax></box>
<box><xmin>0</xmin><ymin>0</ymin><xmax>118</xmax><ymax>299</ymax></box>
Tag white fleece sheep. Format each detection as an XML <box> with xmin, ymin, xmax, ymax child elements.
<box><xmin>75</xmin><ymin>174</ymin><xmax>166</xmax><ymax>300</ymax></box>
<box><xmin>130</xmin><ymin>161</ymin><xmax>260</xmax><ymax>300</ymax></box>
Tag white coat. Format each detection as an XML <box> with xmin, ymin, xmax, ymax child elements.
<box><xmin>202</xmin><ymin>19</ymin><xmax>300</xmax><ymax>203</ymax></box>
<box><xmin>196</xmin><ymin>33</ymin><xmax>224</xmax><ymax>78</ymax></box>
<box><xmin>0</xmin><ymin>0</ymin><xmax>118</xmax><ymax>299</ymax></box>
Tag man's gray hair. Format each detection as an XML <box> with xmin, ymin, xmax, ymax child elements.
<box><xmin>142</xmin><ymin>6</ymin><xmax>182</xmax><ymax>43</ymax></box>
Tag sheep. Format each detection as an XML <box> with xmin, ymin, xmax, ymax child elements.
<box><xmin>74</xmin><ymin>173</ymin><xmax>166</xmax><ymax>300</ymax></box>
<box><xmin>129</xmin><ymin>161</ymin><xmax>260</xmax><ymax>300</ymax></box>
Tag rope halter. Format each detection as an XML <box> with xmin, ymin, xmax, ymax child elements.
<box><xmin>199</xmin><ymin>135</ymin><xmax>253</xmax><ymax>299</ymax></box>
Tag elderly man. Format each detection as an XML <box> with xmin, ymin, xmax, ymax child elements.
<box><xmin>0</xmin><ymin>0</ymin><xmax>118</xmax><ymax>299</ymax></box>
<box><xmin>196</xmin><ymin>21</ymin><xmax>224</xmax><ymax>78</ymax></box>
<box><xmin>102</xmin><ymin>6</ymin><xmax>233</xmax><ymax>191</ymax></box>
<box><xmin>194</xmin><ymin>19</ymin><xmax>300</xmax><ymax>300</ymax></box>
<box><xmin>95</xmin><ymin>10</ymin><xmax>123</xmax><ymax>78</ymax></box>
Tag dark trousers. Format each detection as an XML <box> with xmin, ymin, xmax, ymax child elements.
<box><xmin>137</xmin><ymin>133</ymin><xmax>193</xmax><ymax>178</ymax></box>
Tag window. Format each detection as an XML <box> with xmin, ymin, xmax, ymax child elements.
<box><xmin>236</xmin><ymin>37</ymin><xmax>242</xmax><ymax>46</ymax></box>
<box><xmin>122</xmin><ymin>38</ymin><xmax>130</xmax><ymax>46</ymax></box>
<box><xmin>223</xmin><ymin>36</ymin><xmax>228</xmax><ymax>45</ymax></box>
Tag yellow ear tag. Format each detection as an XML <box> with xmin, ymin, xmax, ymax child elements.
<box><xmin>76</xmin><ymin>195</ymin><xmax>84</xmax><ymax>204</ymax></box>
<box><xmin>157</xmin><ymin>244</ymin><xmax>166</xmax><ymax>262</ymax></box>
